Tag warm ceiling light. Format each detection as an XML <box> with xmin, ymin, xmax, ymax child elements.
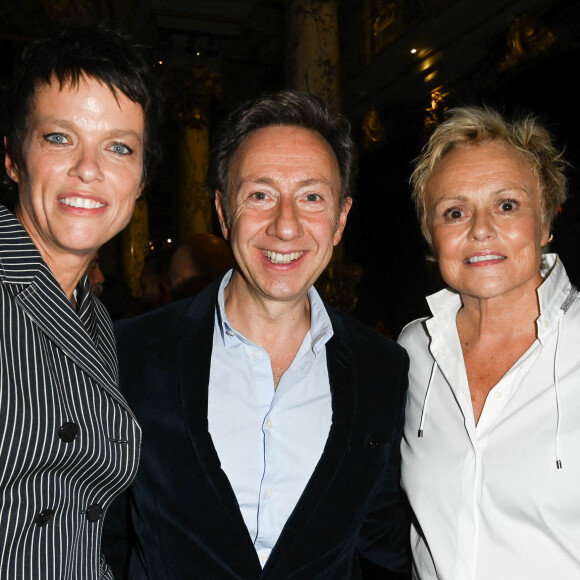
<box><xmin>411</xmin><ymin>48</ymin><xmax>417</xmax><ymax>54</ymax></box>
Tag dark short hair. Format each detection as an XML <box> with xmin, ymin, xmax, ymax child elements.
<box><xmin>207</xmin><ymin>90</ymin><xmax>357</xmax><ymax>222</ymax></box>
<box><xmin>3</xmin><ymin>22</ymin><xmax>163</xmax><ymax>188</ymax></box>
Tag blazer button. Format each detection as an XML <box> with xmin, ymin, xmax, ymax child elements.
<box><xmin>367</xmin><ymin>439</ymin><xmax>379</xmax><ymax>448</ymax></box>
<box><xmin>35</xmin><ymin>509</ymin><xmax>55</xmax><ymax>526</ymax></box>
<box><xmin>59</xmin><ymin>422</ymin><xmax>79</xmax><ymax>443</ymax></box>
<box><xmin>86</xmin><ymin>504</ymin><xmax>103</xmax><ymax>522</ymax></box>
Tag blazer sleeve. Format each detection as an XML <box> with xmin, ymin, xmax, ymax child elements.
<box><xmin>355</xmin><ymin>348</ymin><xmax>411</xmax><ymax>576</ymax></box>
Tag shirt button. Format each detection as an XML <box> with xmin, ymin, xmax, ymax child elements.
<box><xmin>226</xmin><ymin>329</ymin><xmax>235</xmax><ymax>336</ymax></box>
<box><xmin>259</xmin><ymin>552</ymin><xmax>268</xmax><ymax>563</ymax></box>
<box><xmin>265</xmin><ymin>418</ymin><xmax>273</xmax><ymax>429</ymax></box>
<box><xmin>265</xmin><ymin>488</ymin><xmax>274</xmax><ymax>499</ymax></box>
<box><xmin>251</xmin><ymin>350</ymin><xmax>260</xmax><ymax>358</ymax></box>
<box><xmin>35</xmin><ymin>509</ymin><xmax>55</xmax><ymax>526</ymax></box>
<box><xmin>494</xmin><ymin>391</ymin><xmax>503</xmax><ymax>400</ymax></box>
<box><xmin>85</xmin><ymin>504</ymin><xmax>103</xmax><ymax>522</ymax></box>
<box><xmin>59</xmin><ymin>422</ymin><xmax>79</xmax><ymax>443</ymax></box>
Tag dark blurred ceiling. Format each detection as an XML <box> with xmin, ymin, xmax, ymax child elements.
<box><xmin>2</xmin><ymin>0</ymin><xmax>578</xmax><ymax>121</ymax></box>
<box><xmin>0</xmin><ymin>0</ymin><xmax>286</xmax><ymax>107</ymax></box>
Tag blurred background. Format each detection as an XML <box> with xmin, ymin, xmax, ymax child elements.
<box><xmin>1</xmin><ymin>0</ymin><xmax>578</xmax><ymax>334</ymax></box>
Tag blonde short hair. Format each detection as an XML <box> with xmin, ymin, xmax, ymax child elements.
<box><xmin>411</xmin><ymin>106</ymin><xmax>568</xmax><ymax>247</ymax></box>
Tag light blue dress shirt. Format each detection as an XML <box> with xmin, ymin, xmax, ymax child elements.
<box><xmin>208</xmin><ymin>271</ymin><xmax>333</xmax><ymax>567</ymax></box>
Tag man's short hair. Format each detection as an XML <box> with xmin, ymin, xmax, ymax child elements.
<box><xmin>3</xmin><ymin>22</ymin><xmax>163</xmax><ymax>187</ymax></box>
<box><xmin>207</xmin><ymin>90</ymin><xmax>357</xmax><ymax>223</ymax></box>
<box><xmin>411</xmin><ymin>106</ymin><xmax>568</xmax><ymax>247</ymax></box>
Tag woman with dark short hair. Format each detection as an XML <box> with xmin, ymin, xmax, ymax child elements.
<box><xmin>0</xmin><ymin>23</ymin><xmax>162</xmax><ymax>580</ymax></box>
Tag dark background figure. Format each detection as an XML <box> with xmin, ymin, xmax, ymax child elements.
<box><xmin>136</xmin><ymin>248</ymin><xmax>174</xmax><ymax>312</ymax></box>
<box><xmin>169</xmin><ymin>233</ymin><xmax>235</xmax><ymax>300</ymax></box>
<box><xmin>87</xmin><ymin>252</ymin><xmax>106</xmax><ymax>297</ymax></box>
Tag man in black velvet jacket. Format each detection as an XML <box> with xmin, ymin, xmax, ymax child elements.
<box><xmin>106</xmin><ymin>90</ymin><xmax>410</xmax><ymax>579</ymax></box>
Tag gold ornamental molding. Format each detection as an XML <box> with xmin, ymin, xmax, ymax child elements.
<box><xmin>500</xmin><ymin>14</ymin><xmax>556</xmax><ymax>71</ymax></box>
<box><xmin>362</xmin><ymin>106</ymin><xmax>386</xmax><ymax>148</ymax></box>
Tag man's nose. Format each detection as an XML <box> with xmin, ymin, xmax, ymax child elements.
<box><xmin>267</xmin><ymin>196</ymin><xmax>303</xmax><ymax>240</ymax></box>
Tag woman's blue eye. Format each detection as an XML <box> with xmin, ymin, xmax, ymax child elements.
<box><xmin>110</xmin><ymin>143</ymin><xmax>133</xmax><ymax>155</ymax></box>
<box><xmin>45</xmin><ymin>133</ymin><xmax>67</xmax><ymax>145</ymax></box>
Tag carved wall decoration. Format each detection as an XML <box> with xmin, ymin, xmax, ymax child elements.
<box><xmin>500</xmin><ymin>14</ymin><xmax>557</xmax><ymax>71</ymax></box>
<box><xmin>373</xmin><ymin>0</ymin><xmax>405</xmax><ymax>54</ymax></box>
<box><xmin>424</xmin><ymin>88</ymin><xmax>449</xmax><ymax>130</ymax></box>
<box><xmin>40</xmin><ymin>0</ymin><xmax>94</xmax><ymax>22</ymax></box>
<box><xmin>287</xmin><ymin>0</ymin><xmax>342</xmax><ymax>113</ymax></box>
<box><xmin>362</xmin><ymin>106</ymin><xmax>386</xmax><ymax>147</ymax></box>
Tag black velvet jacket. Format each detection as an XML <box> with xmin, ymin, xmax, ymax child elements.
<box><xmin>105</xmin><ymin>277</ymin><xmax>410</xmax><ymax>579</ymax></box>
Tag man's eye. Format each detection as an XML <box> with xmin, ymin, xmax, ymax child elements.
<box><xmin>252</xmin><ymin>192</ymin><xmax>267</xmax><ymax>200</ymax></box>
<box><xmin>44</xmin><ymin>133</ymin><xmax>68</xmax><ymax>145</ymax></box>
<box><xmin>110</xmin><ymin>143</ymin><xmax>133</xmax><ymax>155</ymax></box>
<box><xmin>305</xmin><ymin>193</ymin><xmax>320</xmax><ymax>202</ymax></box>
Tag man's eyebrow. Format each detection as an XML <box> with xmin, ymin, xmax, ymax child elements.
<box><xmin>236</xmin><ymin>176</ymin><xmax>332</xmax><ymax>189</ymax></box>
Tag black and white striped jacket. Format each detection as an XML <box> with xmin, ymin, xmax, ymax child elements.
<box><xmin>0</xmin><ymin>205</ymin><xmax>141</xmax><ymax>579</ymax></box>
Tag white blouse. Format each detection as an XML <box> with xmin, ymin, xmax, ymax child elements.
<box><xmin>399</xmin><ymin>254</ymin><xmax>580</xmax><ymax>580</ymax></box>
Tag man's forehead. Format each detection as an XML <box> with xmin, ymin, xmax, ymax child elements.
<box><xmin>229</xmin><ymin>125</ymin><xmax>339</xmax><ymax>179</ymax></box>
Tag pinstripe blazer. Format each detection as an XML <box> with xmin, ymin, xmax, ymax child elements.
<box><xmin>0</xmin><ymin>205</ymin><xmax>142</xmax><ymax>579</ymax></box>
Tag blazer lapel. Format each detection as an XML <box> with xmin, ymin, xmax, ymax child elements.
<box><xmin>177</xmin><ymin>281</ymin><xmax>261</xmax><ymax>567</ymax></box>
<box><xmin>14</xmin><ymin>261</ymin><xmax>123</xmax><ymax>403</ymax></box>
<box><xmin>0</xmin><ymin>205</ymin><xmax>119</xmax><ymax>397</ymax></box>
<box><xmin>266</xmin><ymin>310</ymin><xmax>356</xmax><ymax>569</ymax></box>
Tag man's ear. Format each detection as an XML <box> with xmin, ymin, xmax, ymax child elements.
<box><xmin>4</xmin><ymin>137</ymin><xmax>20</xmax><ymax>183</ymax></box>
<box><xmin>215</xmin><ymin>191</ymin><xmax>230</xmax><ymax>240</ymax></box>
<box><xmin>333</xmin><ymin>196</ymin><xmax>353</xmax><ymax>246</ymax></box>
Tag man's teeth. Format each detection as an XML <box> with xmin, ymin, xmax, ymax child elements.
<box><xmin>466</xmin><ymin>255</ymin><xmax>506</xmax><ymax>264</ymax></box>
<box><xmin>265</xmin><ymin>250</ymin><xmax>304</xmax><ymax>264</ymax></box>
<box><xmin>61</xmin><ymin>197</ymin><xmax>105</xmax><ymax>209</ymax></box>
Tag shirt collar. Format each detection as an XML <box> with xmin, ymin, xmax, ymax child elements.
<box><xmin>215</xmin><ymin>269</ymin><xmax>333</xmax><ymax>353</ymax></box>
<box><xmin>425</xmin><ymin>286</ymin><xmax>462</xmax><ymax>336</ymax></box>
<box><xmin>424</xmin><ymin>253</ymin><xmax>573</xmax><ymax>342</ymax></box>
<box><xmin>536</xmin><ymin>254</ymin><xmax>574</xmax><ymax>341</ymax></box>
